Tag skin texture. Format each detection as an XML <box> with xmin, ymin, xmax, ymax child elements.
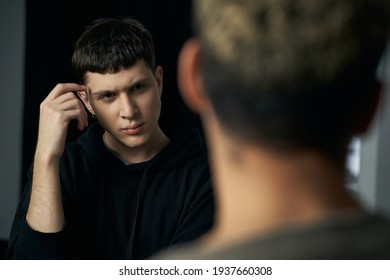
<box><xmin>26</xmin><ymin>60</ymin><xmax>169</xmax><ymax>233</ymax></box>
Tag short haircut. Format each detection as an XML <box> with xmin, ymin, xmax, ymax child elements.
<box><xmin>72</xmin><ymin>17</ymin><xmax>155</xmax><ymax>84</ymax></box>
<box><xmin>193</xmin><ymin>0</ymin><xmax>390</xmax><ymax>158</ymax></box>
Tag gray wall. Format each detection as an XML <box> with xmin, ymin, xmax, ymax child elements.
<box><xmin>359</xmin><ymin>43</ymin><xmax>390</xmax><ymax>216</ymax></box>
<box><xmin>376</xmin><ymin>45</ymin><xmax>390</xmax><ymax>215</ymax></box>
<box><xmin>0</xmin><ymin>0</ymin><xmax>25</xmax><ymax>240</ymax></box>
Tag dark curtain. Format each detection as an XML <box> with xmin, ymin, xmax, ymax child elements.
<box><xmin>22</xmin><ymin>0</ymin><xmax>199</xmax><ymax>190</ymax></box>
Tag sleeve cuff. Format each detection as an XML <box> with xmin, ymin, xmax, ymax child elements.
<box><xmin>15</xmin><ymin>219</ymin><xmax>73</xmax><ymax>259</ymax></box>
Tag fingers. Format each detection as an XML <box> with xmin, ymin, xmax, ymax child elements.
<box><xmin>56</xmin><ymin>97</ymin><xmax>89</xmax><ymax>130</ymax></box>
<box><xmin>62</xmin><ymin>100</ymin><xmax>88</xmax><ymax>130</ymax></box>
<box><xmin>45</xmin><ymin>83</ymin><xmax>86</xmax><ymax>102</ymax></box>
<box><xmin>62</xmin><ymin>108</ymin><xmax>89</xmax><ymax>131</ymax></box>
<box><xmin>41</xmin><ymin>90</ymin><xmax>89</xmax><ymax>131</ymax></box>
<box><xmin>36</xmin><ymin>83</ymin><xmax>89</xmax><ymax>159</ymax></box>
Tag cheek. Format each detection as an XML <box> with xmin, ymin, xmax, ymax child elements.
<box><xmin>151</xmin><ymin>96</ymin><xmax>162</xmax><ymax>120</ymax></box>
<box><xmin>91</xmin><ymin>103</ymin><xmax>117</xmax><ymax>125</ymax></box>
<box><xmin>141</xmin><ymin>94</ymin><xmax>162</xmax><ymax>118</ymax></box>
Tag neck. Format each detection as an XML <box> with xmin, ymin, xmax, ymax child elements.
<box><xmin>202</xmin><ymin>132</ymin><xmax>360</xmax><ymax>251</ymax></box>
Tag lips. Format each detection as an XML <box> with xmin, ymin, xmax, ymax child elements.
<box><xmin>121</xmin><ymin>123</ymin><xmax>144</xmax><ymax>135</ymax></box>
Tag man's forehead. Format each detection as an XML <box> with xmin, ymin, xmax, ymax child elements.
<box><xmin>85</xmin><ymin>70</ymin><xmax>153</xmax><ymax>95</ymax></box>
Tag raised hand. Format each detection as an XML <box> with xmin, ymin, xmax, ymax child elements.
<box><xmin>35</xmin><ymin>83</ymin><xmax>88</xmax><ymax>159</ymax></box>
<box><xmin>26</xmin><ymin>83</ymin><xmax>88</xmax><ymax>233</ymax></box>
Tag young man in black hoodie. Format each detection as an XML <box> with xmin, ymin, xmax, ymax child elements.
<box><xmin>7</xmin><ymin>17</ymin><xmax>214</xmax><ymax>259</ymax></box>
<box><xmin>155</xmin><ymin>0</ymin><xmax>390</xmax><ymax>259</ymax></box>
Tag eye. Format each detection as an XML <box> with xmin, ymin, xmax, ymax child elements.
<box><xmin>131</xmin><ymin>83</ymin><xmax>146</xmax><ymax>93</ymax></box>
<box><xmin>99</xmin><ymin>92</ymin><xmax>116</xmax><ymax>101</ymax></box>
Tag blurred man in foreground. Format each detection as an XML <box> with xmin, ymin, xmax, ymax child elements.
<box><xmin>156</xmin><ymin>0</ymin><xmax>390</xmax><ymax>259</ymax></box>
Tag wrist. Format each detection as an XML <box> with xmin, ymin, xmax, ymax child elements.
<box><xmin>34</xmin><ymin>149</ymin><xmax>61</xmax><ymax>166</ymax></box>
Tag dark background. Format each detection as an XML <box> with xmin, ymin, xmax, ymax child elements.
<box><xmin>2</xmin><ymin>0</ymin><xmax>197</xmax><ymax>259</ymax></box>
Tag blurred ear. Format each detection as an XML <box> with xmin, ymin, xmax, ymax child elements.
<box><xmin>177</xmin><ymin>38</ymin><xmax>210</xmax><ymax>114</ymax></box>
<box><xmin>357</xmin><ymin>81</ymin><xmax>382</xmax><ymax>134</ymax></box>
<box><xmin>77</xmin><ymin>91</ymin><xmax>95</xmax><ymax>115</ymax></box>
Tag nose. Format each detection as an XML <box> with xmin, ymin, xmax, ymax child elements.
<box><xmin>119</xmin><ymin>93</ymin><xmax>138</xmax><ymax>119</ymax></box>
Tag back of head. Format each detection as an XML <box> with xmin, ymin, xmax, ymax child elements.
<box><xmin>194</xmin><ymin>0</ymin><xmax>390</xmax><ymax>159</ymax></box>
<box><xmin>72</xmin><ymin>17</ymin><xmax>155</xmax><ymax>84</ymax></box>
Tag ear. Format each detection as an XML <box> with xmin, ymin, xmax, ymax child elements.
<box><xmin>177</xmin><ymin>38</ymin><xmax>210</xmax><ymax>114</ymax></box>
<box><xmin>77</xmin><ymin>90</ymin><xmax>95</xmax><ymax>115</ymax></box>
<box><xmin>357</xmin><ymin>80</ymin><xmax>382</xmax><ymax>134</ymax></box>
<box><xmin>154</xmin><ymin>66</ymin><xmax>163</xmax><ymax>97</ymax></box>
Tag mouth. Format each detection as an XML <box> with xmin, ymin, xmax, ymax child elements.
<box><xmin>121</xmin><ymin>123</ymin><xmax>144</xmax><ymax>135</ymax></box>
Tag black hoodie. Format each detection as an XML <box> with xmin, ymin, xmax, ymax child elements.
<box><xmin>6</xmin><ymin>123</ymin><xmax>214</xmax><ymax>259</ymax></box>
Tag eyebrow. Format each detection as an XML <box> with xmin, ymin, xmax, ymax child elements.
<box><xmin>90</xmin><ymin>78</ymin><xmax>151</xmax><ymax>96</ymax></box>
